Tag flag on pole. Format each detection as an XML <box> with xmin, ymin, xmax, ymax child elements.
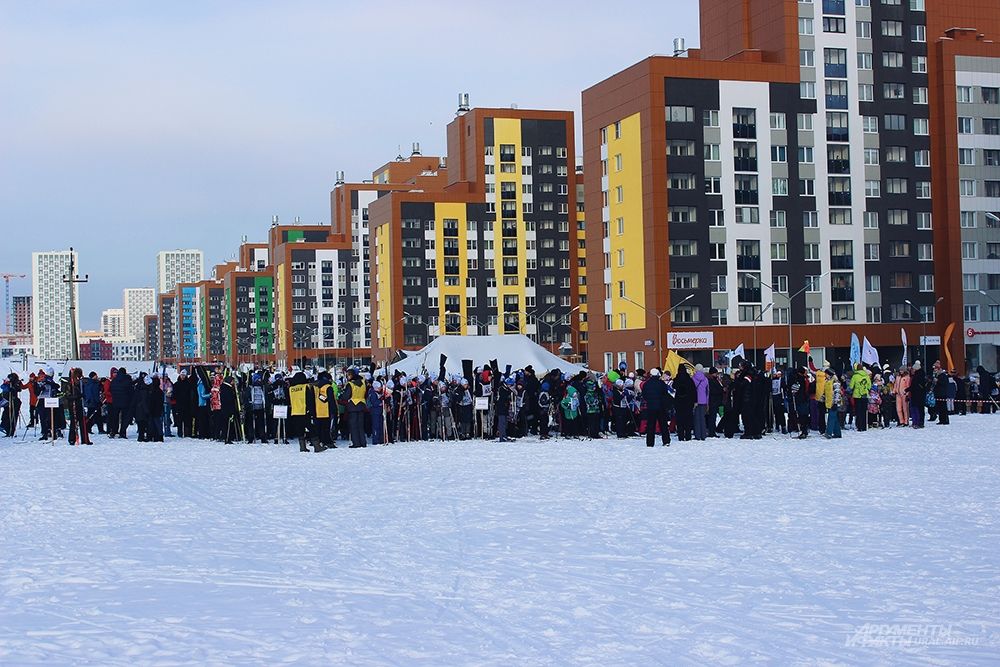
<box><xmin>861</xmin><ymin>336</ymin><xmax>879</xmax><ymax>366</ymax></box>
<box><xmin>763</xmin><ymin>343</ymin><xmax>776</xmax><ymax>371</ymax></box>
<box><xmin>733</xmin><ymin>343</ymin><xmax>745</xmax><ymax>361</ymax></box>
<box><xmin>664</xmin><ymin>349</ymin><xmax>695</xmax><ymax>377</ymax></box>
<box><xmin>799</xmin><ymin>339</ymin><xmax>810</xmax><ymax>354</ymax></box>
<box><xmin>850</xmin><ymin>332</ymin><xmax>861</xmax><ymax>367</ymax></box>
<box><xmin>901</xmin><ymin>328</ymin><xmax>908</xmax><ymax>367</ymax></box>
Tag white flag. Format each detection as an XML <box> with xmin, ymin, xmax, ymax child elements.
<box><xmin>733</xmin><ymin>343</ymin><xmax>745</xmax><ymax>360</ymax></box>
<box><xmin>901</xmin><ymin>328</ymin><xmax>908</xmax><ymax>367</ymax></box>
<box><xmin>861</xmin><ymin>336</ymin><xmax>879</xmax><ymax>366</ymax></box>
<box><xmin>763</xmin><ymin>343</ymin><xmax>776</xmax><ymax>370</ymax></box>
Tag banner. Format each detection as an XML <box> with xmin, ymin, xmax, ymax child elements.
<box><xmin>799</xmin><ymin>340</ymin><xmax>810</xmax><ymax>354</ymax></box>
<box><xmin>901</xmin><ymin>328</ymin><xmax>908</xmax><ymax>367</ymax></box>
<box><xmin>664</xmin><ymin>350</ymin><xmax>695</xmax><ymax>377</ymax></box>
<box><xmin>763</xmin><ymin>343</ymin><xmax>776</xmax><ymax>372</ymax></box>
<box><xmin>849</xmin><ymin>333</ymin><xmax>861</xmax><ymax>367</ymax></box>
<box><xmin>861</xmin><ymin>336</ymin><xmax>879</xmax><ymax>366</ymax></box>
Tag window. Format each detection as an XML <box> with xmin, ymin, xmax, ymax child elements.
<box><xmin>985</xmin><ymin>150</ymin><xmax>1000</xmax><ymax>166</ymax></box>
<box><xmin>669</xmin><ymin>174</ymin><xmax>696</xmax><ymax>190</ymax></box>
<box><xmin>804</xmin><ymin>243</ymin><xmax>820</xmax><ymax>260</ymax></box>
<box><xmin>889</xmin><ymin>241</ymin><xmax>911</xmax><ymax>258</ymax></box>
<box><xmin>960</xmin><ymin>180</ymin><xmax>976</xmax><ymax>197</ymax></box>
<box><xmin>864</xmin><ymin>148</ymin><xmax>879</xmax><ymax>165</ymax></box>
<box><xmin>866</xmin><ymin>274</ymin><xmax>881</xmax><ymax>292</ymax></box>
<box><xmin>704</xmin><ymin>177</ymin><xmax>722</xmax><ymax>194</ymax></box>
<box><xmin>889</xmin><ymin>272</ymin><xmax>912</xmax><ymax>289</ymax></box>
<box><xmin>703</xmin><ymin>143</ymin><xmax>720</xmax><ymax>161</ymax></box>
<box><xmin>865</xmin><ymin>180</ymin><xmax>881</xmax><ymax>198</ymax></box>
<box><xmin>963</xmin><ymin>274</ymin><xmax>979</xmax><ymax>291</ymax></box>
<box><xmin>667</xmin><ymin>106</ymin><xmax>695</xmax><ymax>122</ymax></box>
<box><xmin>770</xmin><ymin>242</ymin><xmax>787</xmax><ymax>260</ymax></box>
<box><xmin>736</xmin><ymin>207</ymin><xmax>759</xmax><ymax>224</ymax></box>
<box><xmin>801</xmin><ymin>81</ymin><xmax>816</xmax><ymax>99</ymax></box>
<box><xmin>800</xmin><ymin>178</ymin><xmax>815</xmax><ymax>196</ymax></box>
<box><xmin>668</xmin><ymin>140</ymin><xmax>696</xmax><ymax>156</ymax></box>
<box><xmin>709</xmin><ymin>209</ymin><xmax>725</xmax><ymax>226</ymax></box>
<box><xmin>858</xmin><ymin>52</ymin><xmax>873</xmax><ymax>70</ymax></box>
<box><xmin>703</xmin><ymin>109</ymin><xmax>720</xmax><ymax>127</ymax></box>
<box><xmin>886</xmin><ymin>178</ymin><xmax>908</xmax><ymax>195</ymax></box>
<box><xmin>800</xmin><ymin>48</ymin><xmax>815</xmax><ymax>67</ymax></box>
<box><xmin>911</xmin><ymin>24</ymin><xmax>925</xmax><ymax>42</ymax></box>
<box><xmin>916</xmin><ymin>212</ymin><xmax>932</xmax><ymax>229</ymax></box>
<box><xmin>957</xmin><ymin>86</ymin><xmax>973</xmax><ymax>103</ymax></box>
<box><xmin>918</xmin><ymin>243</ymin><xmax>933</xmax><ymax>261</ymax></box>
<box><xmin>867</xmin><ymin>307</ymin><xmax>882</xmax><ymax>324</ymax></box>
<box><xmin>859</xmin><ymin>84</ymin><xmax>874</xmax><ymax>102</ymax></box>
<box><xmin>709</xmin><ymin>243</ymin><xmax>726</xmax><ymax>260</ymax></box>
<box><xmin>912</xmin><ymin>87</ymin><xmax>928</xmax><ymax>105</ymax></box>
<box><xmin>614</xmin><ymin>121</ymin><xmax>621</xmax><ymax>138</ymax></box>
<box><xmin>771</xmin><ymin>145</ymin><xmax>787</xmax><ymax>162</ymax></box>
<box><xmin>857</xmin><ymin>21</ymin><xmax>871</xmax><ymax>39</ymax></box>
<box><xmin>881</xmin><ymin>20</ymin><xmax>903</xmax><ymax>37</ymax></box>
<box><xmin>797</xmin><ymin>113</ymin><xmax>814</xmax><ymax>130</ymax></box>
<box><xmin>770</xmin><ymin>210</ymin><xmax>786</xmax><ymax>228</ymax></box>
<box><xmin>965</xmin><ymin>305</ymin><xmax>980</xmax><ymax>322</ymax></box>
<box><xmin>805</xmin><ymin>308</ymin><xmax>822</xmax><ymax>324</ymax></box>
<box><xmin>823</xmin><ymin>16</ymin><xmax>846</xmax><ymax>33</ymax></box>
<box><xmin>865</xmin><ymin>243</ymin><xmax>880</xmax><ymax>260</ymax></box>
<box><xmin>958</xmin><ymin>148</ymin><xmax>976</xmax><ymax>166</ymax></box>
<box><xmin>883</xmin><ymin>51</ymin><xmax>904</xmax><ymax>68</ymax></box>
<box><xmin>912</xmin><ymin>56</ymin><xmax>927</xmax><ymax>73</ymax></box>
<box><xmin>864</xmin><ymin>211</ymin><xmax>879</xmax><ymax>228</ymax></box>
<box><xmin>772</xmin><ymin>178</ymin><xmax>789</xmax><ymax>195</ymax></box>
<box><xmin>886</xmin><ymin>146</ymin><xmax>906</xmax><ymax>163</ymax></box>
<box><xmin>884</xmin><ymin>114</ymin><xmax>906</xmax><ymax>131</ymax></box>
<box><xmin>668</xmin><ymin>206</ymin><xmax>697</xmax><ymax>223</ymax></box>
<box><xmin>958</xmin><ymin>117</ymin><xmax>974</xmax><ymax>134</ymax></box>
<box><xmin>984</xmin><ymin>87</ymin><xmax>1000</xmax><ymax>105</ymax></box>
<box><xmin>914</xmin><ymin>150</ymin><xmax>930</xmax><ymax>167</ymax></box>
<box><xmin>962</xmin><ymin>242</ymin><xmax>977</xmax><ymax>259</ymax></box>
<box><xmin>799</xmin><ymin>17</ymin><xmax>814</xmax><ymax>35</ymax></box>
<box><xmin>711</xmin><ymin>275</ymin><xmax>728</xmax><ymax>293</ymax></box>
<box><xmin>913</xmin><ymin>118</ymin><xmax>929</xmax><ymax>135</ymax></box>
<box><xmin>887</xmin><ymin>209</ymin><xmax>908</xmax><ymax>225</ymax></box>
<box><xmin>770</xmin><ymin>112</ymin><xmax>786</xmax><ymax>129</ymax></box>
<box><xmin>615</xmin><ymin>185</ymin><xmax>624</xmax><ymax>202</ymax></box>
<box><xmin>986</xmin><ymin>119</ymin><xmax>1000</xmax><ymax>135</ymax></box>
<box><xmin>960</xmin><ymin>211</ymin><xmax>977</xmax><ymax>228</ymax></box>
<box><xmin>803</xmin><ymin>211</ymin><xmax>818</xmax><ymax>227</ymax></box>
<box><xmin>669</xmin><ymin>240</ymin><xmax>697</xmax><ymax>256</ymax></box>
<box><xmin>863</xmin><ymin>116</ymin><xmax>879</xmax><ymax>133</ymax></box>
<box><xmin>798</xmin><ymin>146</ymin><xmax>814</xmax><ymax>163</ymax></box>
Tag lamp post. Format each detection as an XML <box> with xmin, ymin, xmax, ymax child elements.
<box><xmin>336</xmin><ymin>325</ymin><xmax>357</xmax><ymax>367</ymax></box>
<box><xmin>745</xmin><ymin>270</ymin><xmax>830</xmax><ymax>368</ymax></box>
<box><xmin>622</xmin><ymin>293</ymin><xmax>694</xmax><ymax>368</ymax></box>
<box><xmin>905</xmin><ymin>296</ymin><xmax>944</xmax><ymax>365</ymax></box>
<box><xmin>752</xmin><ymin>303</ymin><xmax>774</xmax><ymax>367</ymax></box>
<box><xmin>62</xmin><ymin>247</ymin><xmax>88</xmax><ymax>360</ymax></box>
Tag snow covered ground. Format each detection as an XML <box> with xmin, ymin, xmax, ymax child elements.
<box><xmin>2</xmin><ymin>416</ymin><xmax>999</xmax><ymax>666</ymax></box>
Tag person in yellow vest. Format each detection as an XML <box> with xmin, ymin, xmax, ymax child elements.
<box><xmin>312</xmin><ymin>371</ymin><xmax>336</xmax><ymax>451</ymax></box>
<box><xmin>343</xmin><ymin>367</ymin><xmax>369</xmax><ymax>448</ymax></box>
<box><xmin>287</xmin><ymin>371</ymin><xmax>316</xmax><ymax>453</ymax></box>
<box><xmin>812</xmin><ymin>360</ymin><xmax>828</xmax><ymax>432</ymax></box>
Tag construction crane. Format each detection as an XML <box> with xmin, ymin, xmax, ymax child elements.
<box><xmin>2</xmin><ymin>273</ymin><xmax>26</xmax><ymax>334</ymax></box>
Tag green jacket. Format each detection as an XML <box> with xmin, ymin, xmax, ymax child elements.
<box><xmin>849</xmin><ymin>370</ymin><xmax>871</xmax><ymax>399</ymax></box>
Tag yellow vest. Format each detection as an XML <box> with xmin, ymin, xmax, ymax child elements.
<box><xmin>348</xmin><ymin>380</ymin><xmax>367</xmax><ymax>406</ymax></box>
<box><xmin>289</xmin><ymin>384</ymin><xmax>308</xmax><ymax>416</ymax></box>
<box><xmin>814</xmin><ymin>371</ymin><xmax>827</xmax><ymax>399</ymax></box>
<box><xmin>315</xmin><ymin>384</ymin><xmax>331</xmax><ymax>418</ymax></box>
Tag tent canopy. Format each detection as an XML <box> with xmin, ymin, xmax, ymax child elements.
<box><xmin>385</xmin><ymin>334</ymin><xmax>586</xmax><ymax>378</ymax></box>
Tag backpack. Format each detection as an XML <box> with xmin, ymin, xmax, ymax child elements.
<box><xmin>251</xmin><ymin>385</ymin><xmax>265</xmax><ymax>410</ymax></box>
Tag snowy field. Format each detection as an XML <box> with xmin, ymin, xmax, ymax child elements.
<box><xmin>2</xmin><ymin>416</ymin><xmax>999</xmax><ymax>666</ymax></box>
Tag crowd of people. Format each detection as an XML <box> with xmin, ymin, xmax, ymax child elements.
<box><xmin>1</xmin><ymin>357</ymin><xmax>997</xmax><ymax>449</ymax></box>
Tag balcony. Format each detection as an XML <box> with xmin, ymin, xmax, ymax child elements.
<box><xmin>831</xmin><ymin>255</ymin><xmax>854</xmax><ymax>270</ymax></box>
<box><xmin>736</xmin><ymin>255</ymin><xmax>761</xmax><ymax>270</ymax></box>
<box><xmin>733</xmin><ymin>157</ymin><xmax>758</xmax><ymax>172</ymax></box>
<box><xmin>733</xmin><ymin>123</ymin><xmax>757</xmax><ymax>139</ymax></box>
<box><xmin>738</xmin><ymin>287</ymin><xmax>762</xmax><ymax>303</ymax></box>
<box><xmin>831</xmin><ymin>287</ymin><xmax>855</xmax><ymax>302</ymax></box>
<box><xmin>824</xmin><ymin>63</ymin><xmax>848</xmax><ymax>78</ymax></box>
<box><xmin>826</xmin><ymin>127</ymin><xmax>849</xmax><ymax>143</ymax></box>
<box><xmin>735</xmin><ymin>190</ymin><xmax>759</xmax><ymax>205</ymax></box>
<box><xmin>828</xmin><ymin>159</ymin><xmax>851</xmax><ymax>174</ymax></box>
<box><xmin>829</xmin><ymin>191</ymin><xmax>852</xmax><ymax>206</ymax></box>
<box><xmin>823</xmin><ymin>0</ymin><xmax>845</xmax><ymax>13</ymax></box>
<box><xmin>825</xmin><ymin>95</ymin><xmax>849</xmax><ymax>110</ymax></box>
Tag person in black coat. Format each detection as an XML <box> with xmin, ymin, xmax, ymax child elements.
<box><xmin>172</xmin><ymin>371</ymin><xmax>193</xmax><ymax>438</ymax></box>
<box><xmin>134</xmin><ymin>376</ymin><xmax>151</xmax><ymax>441</ymax></box>
<box><xmin>147</xmin><ymin>376</ymin><xmax>165</xmax><ymax>441</ymax></box>
<box><xmin>109</xmin><ymin>368</ymin><xmax>134</xmax><ymax>439</ymax></box>
<box><xmin>707</xmin><ymin>367</ymin><xmax>724</xmax><ymax>437</ymax></box>
<box><xmin>977</xmin><ymin>366</ymin><xmax>997</xmax><ymax>413</ymax></box>
<box><xmin>219</xmin><ymin>373</ymin><xmax>239</xmax><ymax>443</ymax></box>
<box><xmin>641</xmin><ymin>368</ymin><xmax>671</xmax><ymax>447</ymax></box>
<box><xmin>909</xmin><ymin>362</ymin><xmax>927</xmax><ymax>427</ymax></box>
<box><xmin>673</xmin><ymin>365</ymin><xmax>695</xmax><ymax>441</ymax></box>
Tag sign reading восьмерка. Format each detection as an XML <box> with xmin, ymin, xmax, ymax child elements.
<box><xmin>666</xmin><ymin>331</ymin><xmax>714</xmax><ymax>350</ymax></box>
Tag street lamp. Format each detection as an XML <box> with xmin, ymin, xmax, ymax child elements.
<box><xmin>752</xmin><ymin>303</ymin><xmax>774</xmax><ymax>367</ymax></box>
<box><xmin>979</xmin><ymin>289</ymin><xmax>1000</xmax><ymax>307</ymax></box>
<box><xmin>621</xmin><ymin>293</ymin><xmax>694</xmax><ymax>369</ymax></box>
<box><xmin>905</xmin><ymin>296</ymin><xmax>944</xmax><ymax>365</ymax></box>
<box><xmin>745</xmin><ymin>270</ymin><xmax>831</xmax><ymax>368</ymax></box>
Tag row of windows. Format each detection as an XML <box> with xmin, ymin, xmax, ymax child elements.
<box><xmin>665</xmin><ymin>239</ymin><xmax>933</xmax><ymax>261</ymax></box>
<box><xmin>801</xmin><ymin>49</ymin><xmax>926</xmax><ymax>74</ymax></box>
<box><xmin>958</xmin><ymin>117</ymin><xmax>1000</xmax><ymax>135</ymax></box>
<box><xmin>957</xmin><ymin>86</ymin><xmax>1000</xmax><ymax>105</ymax></box>
<box><xmin>798</xmin><ymin>17</ymin><xmax>923</xmax><ymax>40</ymax></box>
<box><xmin>483</xmin><ymin>145</ymin><xmax>568</xmax><ymax>158</ymax></box>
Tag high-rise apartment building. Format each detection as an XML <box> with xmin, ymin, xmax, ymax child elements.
<box><xmin>31</xmin><ymin>250</ymin><xmax>80</xmax><ymax>359</ymax></box>
<box><xmin>144</xmin><ymin>315</ymin><xmax>158</xmax><ymax>362</ymax></box>
<box><xmin>123</xmin><ymin>288</ymin><xmax>156</xmax><ymax>343</ymax></box>
<box><xmin>156</xmin><ymin>249</ymin><xmax>204</xmax><ymax>295</ymax></box>
<box><xmin>157</xmin><ymin>292</ymin><xmax>177</xmax><ymax>363</ymax></box>
<box><xmin>582</xmin><ymin>0</ymin><xmax>999</xmax><ymax>372</ymax></box>
<box><xmin>370</xmin><ymin>105</ymin><xmax>580</xmax><ymax>359</ymax></box>
<box><xmin>12</xmin><ymin>295</ymin><xmax>31</xmax><ymax>335</ymax></box>
<box><xmin>101</xmin><ymin>308</ymin><xmax>125</xmax><ymax>339</ymax></box>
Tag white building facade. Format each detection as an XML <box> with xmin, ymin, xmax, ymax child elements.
<box><xmin>31</xmin><ymin>250</ymin><xmax>80</xmax><ymax>359</ymax></box>
<box><xmin>156</xmin><ymin>249</ymin><xmax>204</xmax><ymax>294</ymax></box>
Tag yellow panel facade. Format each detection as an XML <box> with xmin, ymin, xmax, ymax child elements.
<box><xmin>434</xmin><ymin>202</ymin><xmax>470</xmax><ymax>335</ymax></box>
<box><xmin>374</xmin><ymin>224</ymin><xmax>394</xmax><ymax>348</ymax></box>
<box><xmin>492</xmin><ymin>117</ymin><xmax>528</xmax><ymax>333</ymax></box>
<box><xmin>606</xmin><ymin>112</ymin><xmax>646</xmax><ymax>331</ymax></box>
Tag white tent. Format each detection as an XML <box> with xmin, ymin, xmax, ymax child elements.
<box><xmin>1</xmin><ymin>357</ymin><xmax>156</xmax><ymax>380</ymax></box>
<box><xmin>385</xmin><ymin>335</ymin><xmax>586</xmax><ymax>378</ymax></box>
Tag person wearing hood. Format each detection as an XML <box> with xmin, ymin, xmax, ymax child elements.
<box><xmin>65</xmin><ymin>368</ymin><xmax>92</xmax><ymax>445</ymax></box>
<box><xmin>640</xmin><ymin>368</ymin><xmax>671</xmax><ymax>447</ymax></box>
<box><xmin>218</xmin><ymin>372</ymin><xmax>239</xmax><ymax>443</ymax></box>
<box><xmin>288</xmin><ymin>371</ymin><xmax>316</xmax><ymax>452</ymax></box>
<box><xmin>848</xmin><ymin>363</ymin><xmax>872</xmax><ymax>432</ymax></box>
<box><xmin>109</xmin><ymin>367</ymin><xmax>133</xmax><ymax>439</ymax></box>
<box><xmin>172</xmin><ymin>371</ymin><xmax>193</xmax><ymax>438</ymax></box>
<box><xmin>134</xmin><ymin>374</ymin><xmax>152</xmax><ymax>442</ymax></box>
<box><xmin>691</xmin><ymin>364</ymin><xmax>709</xmax><ymax>441</ymax></box>
<box><xmin>311</xmin><ymin>371</ymin><xmax>336</xmax><ymax>450</ymax></box>
<box><xmin>344</xmin><ymin>368</ymin><xmax>369</xmax><ymax>448</ymax></box>
<box><xmin>83</xmin><ymin>371</ymin><xmax>103</xmax><ymax>435</ymax></box>
<box><xmin>822</xmin><ymin>369</ymin><xmax>842</xmax><ymax>439</ymax></box>
<box><xmin>976</xmin><ymin>365</ymin><xmax>997</xmax><ymax>414</ymax></box>
<box><xmin>791</xmin><ymin>367</ymin><xmax>811</xmax><ymax>439</ymax></box>
<box><xmin>1</xmin><ymin>372</ymin><xmax>24</xmax><ymax>437</ymax></box>
<box><xmin>932</xmin><ymin>367</ymin><xmax>950</xmax><ymax>425</ymax></box>
<box><xmin>893</xmin><ymin>367</ymin><xmax>911</xmax><ymax>427</ymax></box>
<box><xmin>673</xmin><ymin>365</ymin><xmax>696</xmax><ymax>442</ymax></box>
<box><xmin>147</xmin><ymin>375</ymin><xmax>165</xmax><ymax>442</ymax></box>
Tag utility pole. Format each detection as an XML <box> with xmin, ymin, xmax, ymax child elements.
<box><xmin>62</xmin><ymin>248</ymin><xmax>88</xmax><ymax>359</ymax></box>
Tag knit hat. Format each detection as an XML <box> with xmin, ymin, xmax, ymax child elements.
<box><xmin>649</xmin><ymin>368</ymin><xmax>661</xmax><ymax>376</ymax></box>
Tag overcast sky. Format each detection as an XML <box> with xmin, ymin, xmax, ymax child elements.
<box><xmin>0</xmin><ymin>0</ymin><xmax>699</xmax><ymax>330</ymax></box>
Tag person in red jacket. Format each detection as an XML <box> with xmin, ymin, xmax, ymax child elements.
<box><xmin>27</xmin><ymin>373</ymin><xmax>38</xmax><ymax>428</ymax></box>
